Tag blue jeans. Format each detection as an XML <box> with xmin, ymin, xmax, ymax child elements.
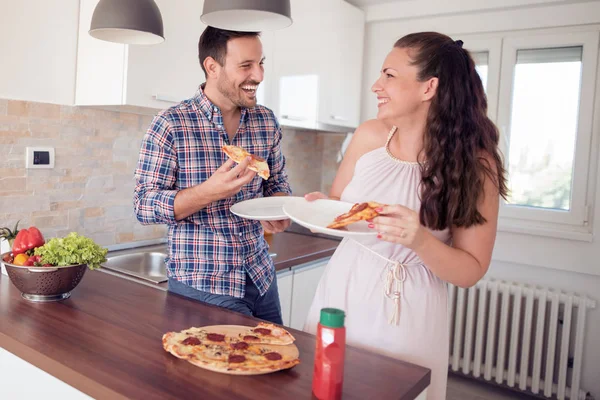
<box><xmin>168</xmin><ymin>274</ymin><xmax>283</xmax><ymax>325</ymax></box>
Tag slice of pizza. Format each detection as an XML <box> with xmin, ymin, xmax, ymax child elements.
<box><xmin>222</xmin><ymin>145</ymin><xmax>270</xmax><ymax>180</ymax></box>
<box><xmin>327</xmin><ymin>201</ymin><xmax>385</xmax><ymax>229</ymax></box>
<box><xmin>238</xmin><ymin>322</ymin><xmax>296</xmax><ymax>346</ymax></box>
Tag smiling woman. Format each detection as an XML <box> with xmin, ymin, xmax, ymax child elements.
<box><xmin>302</xmin><ymin>31</ymin><xmax>507</xmax><ymax>400</ymax></box>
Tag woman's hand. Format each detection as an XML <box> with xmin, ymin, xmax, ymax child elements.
<box><xmin>304</xmin><ymin>192</ymin><xmax>329</xmax><ymax>201</ymax></box>
<box><xmin>372</xmin><ymin>205</ymin><xmax>428</xmax><ymax>251</ymax></box>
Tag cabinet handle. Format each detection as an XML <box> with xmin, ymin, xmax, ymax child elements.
<box><xmin>330</xmin><ymin>115</ymin><xmax>348</xmax><ymax>121</ymax></box>
<box><xmin>281</xmin><ymin>115</ymin><xmax>307</xmax><ymax>121</ymax></box>
<box><xmin>152</xmin><ymin>94</ymin><xmax>180</xmax><ymax>103</ymax></box>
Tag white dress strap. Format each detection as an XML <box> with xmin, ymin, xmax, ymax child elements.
<box><xmin>350</xmin><ymin>239</ymin><xmax>420</xmax><ymax>325</ymax></box>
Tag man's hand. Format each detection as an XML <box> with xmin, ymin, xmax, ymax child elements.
<box><xmin>199</xmin><ymin>157</ymin><xmax>257</xmax><ymax>202</ymax></box>
<box><xmin>304</xmin><ymin>192</ymin><xmax>329</xmax><ymax>201</ymax></box>
<box><xmin>261</xmin><ymin>219</ymin><xmax>291</xmax><ymax>234</ymax></box>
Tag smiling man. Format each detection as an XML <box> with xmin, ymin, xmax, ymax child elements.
<box><xmin>134</xmin><ymin>27</ymin><xmax>292</xmax><ymax>324</ymax></box>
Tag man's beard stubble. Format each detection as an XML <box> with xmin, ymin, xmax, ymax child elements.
<box><xmin>217</xmin><ymin>73</ymin><xmax>257</xmax><ymax>109</ymax></box>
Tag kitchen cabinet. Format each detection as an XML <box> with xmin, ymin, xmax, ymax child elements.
<box><xmin>256</xmin><ymin>31</ymin><xmax>276</xmax><ymax>110</ymax></box>
<box><xmin>75</xmin><ymin>0</ymin><xmax>206</xmax><ymax>109</ymax></box>
<box><xmin>289</xmin><ymin>259</ymin><xmax>328</xmax><ymax>330</ymax></box>
<box><xmin>276</xmin><ymin>269</ymin><xmax>293</xmax><ymax>327</ymax></box>
<box><xmin>0</xmin><ymin>348</ymin><xmax>91</xmax><ymax>399</ymax></box>
<box><xmin>272</xmin><ymin>0</ymin><xmax>365</xmax><ymax>130</ymax></box>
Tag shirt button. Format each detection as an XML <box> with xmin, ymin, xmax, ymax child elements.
<box><xmin>217</xmin><ymin>124</ymin><xmax>223</xmax><ymax>129</ymax></box>
<box><xmin>238</xmin><ymin>233</ymin><xmax>243</xmax><ymax>237</ymax></box>
<box><xmin>213</xmin><ymin>107</ymin><xmax>218</xmax><ymax>112</ymax></box>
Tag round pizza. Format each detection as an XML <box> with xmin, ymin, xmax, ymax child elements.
<box><xmin>162</xmin><ymin>324</ymin><xmax>299</xmax><ymax>375</ymax></box>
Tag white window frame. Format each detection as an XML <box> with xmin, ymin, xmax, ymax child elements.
<box><xmin>496</xmin><ymin>31</ymin><xmax>599</xmax><ymax>232</ymax></box>
<box><xmin>458</xmin><ymin>36</ymin><xmax>502</xmax><ymax>122</ymax></box>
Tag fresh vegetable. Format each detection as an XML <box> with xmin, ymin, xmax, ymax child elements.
<box><xmin>0</xmin><ymin>220</ymin><xmax>20</xmax><ymax>248</ymax></box>
<box><xmin>12</xmin><ymin>226</ymin><xmax>45</xmax><ymax>255</ymax></box>
<box><xmin>12</xmin><ymin>253</ymin><xmax>29</xmax><ymax>266</ymax></box>
<box><xmin>24</xmin><ymin>255</ymin><xmax>43</xmax><ymax>267</ymax></box>
<box><xmin>33</xmin><ymin>232</ymin><xmax>107</xmax><ymax>270</ymax></box>
<box><xmin>2</xmin><ymin>253</ymin><xmax>14</xmax><ymax>264</ymax></box>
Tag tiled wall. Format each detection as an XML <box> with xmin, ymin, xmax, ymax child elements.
<box><xmin>0</xmin><ymin>99</ymin><xmax>347</xmax><ymax>246</ymax></box>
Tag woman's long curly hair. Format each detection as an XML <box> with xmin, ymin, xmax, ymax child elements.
<box><xmin>394</xmin><ymin>32</ymin><xmax>508</xmax><ymax>230</ymax></box>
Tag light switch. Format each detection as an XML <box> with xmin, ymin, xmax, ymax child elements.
<box><xmin>25</xmin><ymin>147</ymin><xmax>55</xmax><ymax>169</ymax></box>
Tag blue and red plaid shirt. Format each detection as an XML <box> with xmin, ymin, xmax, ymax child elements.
<box><xmin>134</xmin><ymin>86</ymin><xmax>292</xmax><ymax>298</ymax></box>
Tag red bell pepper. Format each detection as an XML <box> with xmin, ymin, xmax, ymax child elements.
<box><xmin>11</xmin><ymin>227</ymin><xmax>45</xmax><ymax>255</ymax></box>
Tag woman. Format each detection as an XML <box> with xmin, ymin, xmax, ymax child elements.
<box><xmin>303</xmin><ymin>32</ymin><xmax>508</xmax><ymax>400</ymax></box>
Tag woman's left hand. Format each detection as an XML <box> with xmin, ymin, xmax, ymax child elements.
<box><xmin>371</xmin><ymin>205</ymin><xmax>427</xmax><ymax>250</ymax></box>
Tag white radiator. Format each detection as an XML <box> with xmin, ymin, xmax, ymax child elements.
<box><xmin>448</xmin><ymin>279</ymin><xmax>596</xmax><ymax>400</ymax></box>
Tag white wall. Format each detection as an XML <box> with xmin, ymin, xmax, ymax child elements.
<box><xmin>0</xmin><ymin>0</ymin><xmax>80</xmax><ymax>105</ymax></box>
<box><xmin>361</xmin><ymin>0</ymin><xmax>600</xmax><ymax>397</ymax></box>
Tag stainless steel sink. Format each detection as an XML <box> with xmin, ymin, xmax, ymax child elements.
<box><xmin>102</xmin><ymin>248</ymin><xmax>277</xmax><ymax>285</ymax></box>
<box><xmin>102</xmin><ymin>252</ymin><xmax>168</xmax><ymax>284</ymax></box>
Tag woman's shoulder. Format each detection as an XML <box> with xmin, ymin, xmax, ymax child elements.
<box><xmin>352</xmin><ymin>119</ymin><xmax>391</xmax><ymax>148</ymax></box>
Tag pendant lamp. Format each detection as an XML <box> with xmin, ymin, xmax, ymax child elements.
<box><xmin>89</xmin><ymin>0</ymin><xmax>165</xmax><ymax>45</ymax></box>
<box><xmin>201</xmin><ymin>0</ymin><xmax>292</xmax><ymax>32</ymax></box>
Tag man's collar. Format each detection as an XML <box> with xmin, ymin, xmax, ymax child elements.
<box><xmin>193</xmin><ymin>84</ymin><xmax>249</xmax><ymax>126</ymax></box>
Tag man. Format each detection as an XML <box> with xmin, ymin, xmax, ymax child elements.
<box><xmin>134</xmin><ymin>27</ymin><xmax>291</xmax><ymax>324</ymax></box>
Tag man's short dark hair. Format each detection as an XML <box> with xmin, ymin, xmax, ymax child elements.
<box><xmin>198</xmin><ymin>27</ymin><xmax>260</xmax><ymax>77</ymax></box>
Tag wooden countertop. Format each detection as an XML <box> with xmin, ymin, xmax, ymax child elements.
<box><xmin>268</xmin><ymin>231</ymin><xmax>340</xmax><ymax>272</ymax></box>
<box><xmin>0</xmin><ymin>271</ymin><xmax>430</xmax><ymax>400</ymax></box>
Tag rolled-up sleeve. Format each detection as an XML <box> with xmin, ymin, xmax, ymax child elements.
<box><xmin>263</xmin><ymin>119</ymin><xmax>292</xmax><ymax>197</ymax></box>
<box><xmin>134</xmin><ymin>115</ymin><xmax>179</xmax><ymax>225</ymax></box>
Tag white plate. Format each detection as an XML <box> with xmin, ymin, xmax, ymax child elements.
<box><xmin>282</xmin><ymin>198</ymin><xmax>377</xmax><ymax>238</ymax></box>
<box><xmin>230</xmin><ymin>196</ymin><xmax>300</xmax><ymax>221</ymax></box>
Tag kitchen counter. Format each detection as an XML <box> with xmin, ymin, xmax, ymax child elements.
<box><xmin>267</xmin><ymin>231</ymin><xmax>340</xmax><ymax>272</ymax></box>
<box><xmin>101</xmin><ymin>232</ymin><xmax>341</xmax><ymax>291</ymax></box>
<box><xmin>0</xmin><ymin>271</ymin><xmax>430</xmax><ymax>400</ymax></box>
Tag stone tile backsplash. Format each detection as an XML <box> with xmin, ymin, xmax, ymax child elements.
<box><xmin>0</xmin><ymin>99</ymin><xmax>348</xmax><ymax>246</ymax></box>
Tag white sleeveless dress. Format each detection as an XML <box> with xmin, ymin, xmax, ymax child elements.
<box><xmin>303</xmin><ymin>128</ymin><xmax>452</xmax><ymax>400</ymax></box>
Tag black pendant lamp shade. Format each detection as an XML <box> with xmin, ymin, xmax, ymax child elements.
<box><xmin>89</xmin><ymin>0</ymin><xmax>165</xmax><ymax>45</ymax></box>
<box><xmin>201</xmin><ymin>0</ymin><xmax>292</xmax><ymax>32</ymax></box>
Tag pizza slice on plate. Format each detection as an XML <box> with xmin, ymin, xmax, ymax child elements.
<box><xmin>222</xmin><ymin>145</ymin><xmax>270</xmax><ymax>180</ymax></box>
<box><xmin>327</xmin><ymin>201</ymin><xmax>385</xmax><ymax>229</ymax></box>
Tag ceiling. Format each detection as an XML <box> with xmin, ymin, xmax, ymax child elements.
<box><xmin>345</xmin><ymin>0</ymin><xmax>404</xmax><ymax>7</ymax></box>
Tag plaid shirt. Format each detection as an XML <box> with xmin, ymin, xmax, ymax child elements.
<box><xmin>134</xmin><ymin>86</ymin><xmax>292</xmax><ymax>298</ymax></box>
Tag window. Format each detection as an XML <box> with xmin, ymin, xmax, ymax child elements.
<box><xmin>497</xmin><ymin>32</ymin><xmax>599</xmax><ymax>230</ymax></box>
<box><xmin>462</xmin><ymin>36</ymin><xmax>501</xmax><ymax>121</ymax></box>
<box><xmin>472</xmin><ymin>51</ymin><xmax>489</xmax><ymax>93</ymax></box>
<box><xmin>506</xmin><ymin>47</ymin><xmax>582</xmax><ymax>211</ymax></box>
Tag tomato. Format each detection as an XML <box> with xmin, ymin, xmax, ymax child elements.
<box><xmin>13</xmin><ymin>253</ymin><xmax>29</xmax><ymax>266</ymax></box>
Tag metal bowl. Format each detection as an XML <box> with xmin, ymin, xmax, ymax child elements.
<box><xmin>1</xmin><ymin>252</ymin><xmax>88</xmax><ymax>302</ymax></box>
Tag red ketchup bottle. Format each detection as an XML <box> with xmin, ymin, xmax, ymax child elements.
<box><xmin>312</xmin><ymin>308</ymin><xmax>346</xmax><ymax>400</ymax></box>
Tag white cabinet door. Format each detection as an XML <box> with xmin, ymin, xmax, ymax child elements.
<box><xmin>124</xmin><ymin>0</ymin><xmax>205</xmax><ymax>108</ymax></box>
<box><xmin>271</xmin><ymin>0</ymin><xmax>321</xmax><ymax>125</ymax></box>
<box><xmin>257</xmin><ymin>30</ymin><xmax>276</xmax><ymax>110</ymax></box>
<box><xmin>0</xmin><ymin>348</ymin><xmax>92</xmax><ymax>399</ymax></box>
<box><xmin>76</xmin><ymin>0</ymin><xmax>205</xmax><ymax>108</ymax></box>
<box><xmin>272</xmin><ymin>0</ymin><xmax>364</xmax><ymax>130</ymax></box>
<box><xmin>276</xmin><ymin>270</ymin><xmax>293</xmax><ymax>327</ymax></box>
<box><xmin>289</xmin><ymin>259</ymin><xmax>328</xmax><ymax>330</ymax></box>
<box><xmin>326</xmin><ymin>0</ymin><xmax>365</xmax><ymax>128</ymax></box>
